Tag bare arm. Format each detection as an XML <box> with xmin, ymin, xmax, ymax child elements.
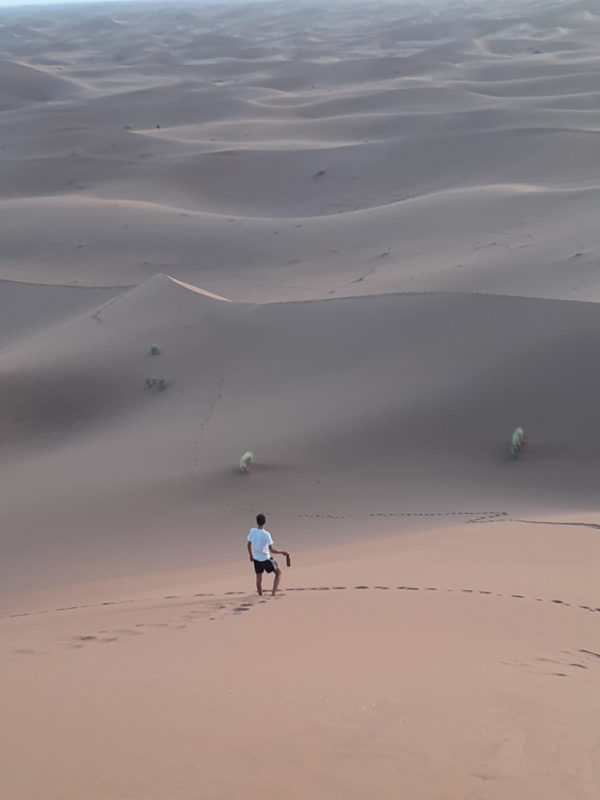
<box><xmin>247</xmin><ymin>541</ymin><xmax>253</xmax><ymax>561</ymax></box>
<box><xmin>269</xmin><ymin>545</ymin><xmax>288</xmax><ymax>557</ymax></box>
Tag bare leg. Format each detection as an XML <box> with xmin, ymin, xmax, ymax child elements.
<box><xmin>272</xmin><ymin>567</ymin><xmax>282</xmax><ymax>596</ymax></box>
<box><xmin>256</xmin><ymin>573</ymin><xmax>263</xmax><ymax>596</ymax></box>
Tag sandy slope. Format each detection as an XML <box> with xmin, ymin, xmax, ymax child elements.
<box><xmin>2</xmin><ymin>519</ymin><xmax>600</xmax><ymax>800</ymax></box>
<box><xmin>1</xmin><ymin>1</ymin><xmax>600</xmax><ymax>798</ymax></box>
<box><xmin>0</xmin><ymin>278</ymin><xmax>122</xmax><ymax>346</ymax></box>
<box><xmin>2</xmin><ymin>274</ymin><xmax>600</xmax><ymax>589</ymax></box>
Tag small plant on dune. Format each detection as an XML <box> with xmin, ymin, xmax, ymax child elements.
<box><xmin>145</xmin><ymin>377</ymin><xmax>168</xmax><ymax>391</ymax></box>
<box><xmin>150</xmin><ymin>344</ymin><xmax>161</xmax><ymax>356</ymax></box>
<box><xmin>509</xmin><ymin>427</ymin><xmax>524</xmax><ymax>460</ymax></box>
<box><xmin>239</xmin><ymin>451</ymin><xmax>254</xmax><ymax>474</ymax></box>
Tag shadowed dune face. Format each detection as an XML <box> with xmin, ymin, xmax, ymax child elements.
<box><xmin>2</xmin><ymin>0</ymin><xmax>600</xmax><ymax>299</ymax></box>
<box><xmin>0</xmin><ymin>356</ymin><xmax>136</xmax><ymax>448</ymax></box>
<box><xmin>0</xmin><ymin>59</ymin><xmax>82</xmax><ymax>109</ymax></box>
<box><xmin>0</xmin><ymin>279</ymin><xmax>122</xmax><ymax>346</ymax></box>
<box><xmin>2</xmin><ymin>277</ymin><xmax>600</xmax><ymax>591</ymax></box>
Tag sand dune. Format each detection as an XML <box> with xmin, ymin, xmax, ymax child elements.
<box><xmin>2</xmin><ymin>1</ymin><xmax>600</xmax><ymax>798</ymax></box>
<box><xmin>0</xmin><ymin>278</ymin><xmax>121</xmax><ymax>346</ymax></box>
<box><xmin>3</xmin><ymin>183</ymin><xmax>600</xmax><ymax>302</ymax></box>
<box><xmin>0</xmin><ymin>59</ymin><xmax>82</xmax><ymax>108</ymax></box>
<box><xmin>2</xmin><ymin>517</ymin><xmax>600</xmax><ymax>800</ymax></box>
<box><xmin>1</xmin><ymin>0</ymin><xmax>600</xmax><ymax>300</ymax></box>
<box><xmin>117</xmin><ymin>128</ymin><xmax>600</xmax><ymax>217</ymax></box>
<box><xmin>2</xmin><ymin>275</ymin><xmax>600</xmax><ymax>596</ymax></box>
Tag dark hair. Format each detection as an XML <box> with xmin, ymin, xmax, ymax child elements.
<box><xmin>256</xmin><ymin>513</ymin><xmax>266</xmax><ymax>526</ymax></box>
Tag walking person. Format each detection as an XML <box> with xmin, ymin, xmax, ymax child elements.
<box><xmin>247</xmin><ymin>513</ymin><xmax>290</xmax><ymax>596</ymax></box>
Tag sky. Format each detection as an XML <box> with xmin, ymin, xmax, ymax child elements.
<box><xmin>0</xmin><ymin>0</ymin><xmax>154</xmax><ymax>6</ymax></box>
<box><xmin>0</xmin><ymin>0</ymin><xmax>277</xmax><ymax>5</ymax></box>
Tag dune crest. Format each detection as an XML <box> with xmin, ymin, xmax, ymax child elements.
<box><xmin>167</xmin><ymin>275</ymin><xmax>231</xmax><ymax>302</ymax></box>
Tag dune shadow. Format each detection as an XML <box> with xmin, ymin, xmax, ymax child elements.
<box><xmin>229</xmin><ymin>462</ymin><xmax>299</xmax><ymax>479</ymax></box>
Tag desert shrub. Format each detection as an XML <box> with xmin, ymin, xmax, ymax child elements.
<box><xmin>145</xmin><ymin>377</ymin><xmax>167</xmax><ymax>391</ymax></box>
<box><xmin>239</xmin><ymin>451</ymin><xmax>254</xmax><ymax>473</ymax></box>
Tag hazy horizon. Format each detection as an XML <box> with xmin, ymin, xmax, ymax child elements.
<box><xmin>0</xmin><ymin>0</ymin><xmax>162</xmax><ymax>6</ymax></box>
<box><xmin>0</xmin><ymin>0</ymin><xmax>273</xmax><ymax>6</ymax></box>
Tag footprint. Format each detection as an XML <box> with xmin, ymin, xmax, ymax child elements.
<box><xmin>580</xmin><ymin>649</ymin><xmax>600</xmax><ymax>659</ymax></box>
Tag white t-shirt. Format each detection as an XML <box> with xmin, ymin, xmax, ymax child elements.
<box><xmin>247</xmin><ymin>527</ymin><xmax>273</xmax><ymax>561</ymax></box>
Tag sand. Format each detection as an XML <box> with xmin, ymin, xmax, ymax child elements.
<box><xmin>1</xmin><ymin>0</ymin><xmax>600</xmax><ymax>798</ymax></box>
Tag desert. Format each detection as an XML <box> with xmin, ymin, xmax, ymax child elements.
<box><xmin>1</xmin><ymin>0</ymin><xmax>600</xmax><ymax>798</ymax></box>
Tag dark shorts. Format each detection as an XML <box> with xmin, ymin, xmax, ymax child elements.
<box><xmin>253</xmin><ymin>558</ymin><xmax>278</xmax><ymax>575</ymax></box>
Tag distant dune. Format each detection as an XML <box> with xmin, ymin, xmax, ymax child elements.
<box><xmin>1</xmin><ymin>0</ymin><xmax>600</xmax><ymax>300</ymax></box>
<box><xmin>0</xmin><ymin>60</ymin><xmax>82</xmax><ymax>108</ymax></box>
